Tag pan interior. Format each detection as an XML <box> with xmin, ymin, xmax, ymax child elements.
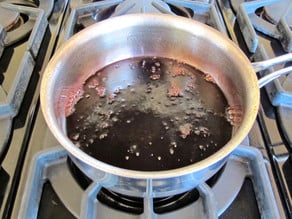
<box><xmin>65</xmin><ymin>56</ymin><xmax>233</xmax><ymax>171</ymax></box>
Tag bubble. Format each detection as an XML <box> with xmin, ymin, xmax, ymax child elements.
<box><xmin>199</xmin><ymin>145</ymin><xmax>204</xmax><ymax>150</ymax></box>
<box><xmin>71</xmin><ymin>133</ymin><xmax>80</xmax><ymax>141</ymax></box>
<box><xmin>146</xmin><ymin>88</ymin><xmax>152</xmax><ymax>93</ymax></box>
<box><xmin>141</xmin><ymin>60</ymin><xmax>146</xmax><ymax>68</ymax></box>
<box><xmin>150</xmin><ymin>74</ymin><xmax>160</xmax><ymax>80</ymax></box>
<box><xmin>225</xmin><ymin>105</ymin><xmax>243</xmax><ymax>126</ymax></box>
<box><xmin>130</xmin><ymin>88</ymin><xmax>135</xmax><ymax>93</ymax></box>
<box><xmin>135</xmin><ymin>152</ymin><xmax>140</xmax><ymax>157</ymax></box>
<box><xmin>100</xmin><ymin>122</ymin><xmax>109</xmax><ymax>129</ymax></box>
<box><xmin>185</xmin><ymin>111</ymin><xmax>192</xmax><ymax>116</ymax></box>
<box><xmin>99</xmin><ymin>133</ymin><xmax>108</xmax><ymax>139</ymax></box>
<box><xmin>154</xmin><ymin>62</ymin><xmax>161</xmax><ymax>67</ymax></box>
<box><xmin>162</xmin><ymin>121</ymin><xmax>168</xmax><ymax>126</ymax></box>
<box><xmin>169</xmin><ymin>148</ymin><xmax>174</xmax><ymax>155</ymax></box>
<box><xmin>125</xmin><ymin>156</ymin><xmax>129</xmax><ymax>160</ymax></box>
<box><xmin>157</xmin><ymin>156</ymin><xmax>161</xmax><ymax>160</ymax></box>
<box><xmin>194</xmin><ymin>130</ymin><xmax>200</xmax><ymax>135</ymax></box>
<box><xmin>170</xmin><ymin>142</ymin><xmax>177</xmax><ymax>148</ymax></box>
<box><xmin>114</xmin><ymin>89</ymin><xmax>121</xmax><ymax>94</ymax></box>
<box><xmin>206</xmin><ymin>109</ymin><xmax>213</xmax><ymax>114</ymax></box>
<box><xmin>89</xmin><ymin>138</ymin><xmax>94</xmax><ymax>144</ymax></box>
<box><xmin>96</xmin><ymin>86</ymin><xmax>106</xmax><ymax>97</ymax></box>
<box><xmin>112</xmin><ymin>117</ymin><xmax>118</xmax><ymax>122</ymax></box>
<box><xmin>129</xmin><ymin>145</ymin><xmax>138</xmax><ymax>153</ymax></box>
<box><xmin>179</xmin><ymin>123</ymin><xmax>192</xmax><ymax>139</ymax></box>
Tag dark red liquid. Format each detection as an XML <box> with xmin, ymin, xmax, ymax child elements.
<box><xmin>66</xmin><ymin>57</ymin><xmax>232</xmax><ymax>171</ymax></box>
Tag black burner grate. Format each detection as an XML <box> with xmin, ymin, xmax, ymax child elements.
<box><xmin>67</xmin><ymin>157</ymin><xmax>226</xmax><ymax>214</ymax></box>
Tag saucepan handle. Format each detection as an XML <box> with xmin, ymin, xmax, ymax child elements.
<box><xmin>251</xmin><ymin>53</ymin><xmax>292</xmax><ymax>88</ymax></box>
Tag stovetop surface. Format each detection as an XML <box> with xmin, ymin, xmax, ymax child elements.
<box><xmin>0</xmin><ymin>0</ymin><xmax>292</xmax><ymax>218</ymax></box>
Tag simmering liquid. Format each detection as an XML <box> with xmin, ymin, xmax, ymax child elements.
<box><xmin>66</xmin><ymin>57</ymin><xmax>233</xmax><ymax>171</ymax></box>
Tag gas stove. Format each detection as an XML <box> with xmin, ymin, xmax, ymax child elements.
<box><xmin>0</xmin><ymin>0</ymin><xmax>291</xmax><ymax>218</ymax></box>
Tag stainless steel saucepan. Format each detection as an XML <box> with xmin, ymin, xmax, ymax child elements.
<box><xmin>40</xmin><ymin>14</ymin><xmax>292</xmax><ymax>197</ymax></box>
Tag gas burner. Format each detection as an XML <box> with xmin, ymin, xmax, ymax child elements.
<box><xmin>97</xmin><ymin>187</ymin><xmax>200</xmax><ymax>214</ymax></box>
<box><xmin>0</xmin><ymin>3</ymin><xmax>45</xmax><ymax>47</ymax></box>
<box><xmin>0</xmin><ymin>7</ymin><xmax>20</xmax><ymax>32</ymax></box>
<box><xmin>0</xmin><ymin>0</ymin><xmax>54</xmax><ymax>47</ymax></box>
<box><xmin>93</xmin><ymin>2</ymin><xmax>193</xmax><ymax>21</ymax></box>
<box><xmin>68</xmin><ymin>157</ymin><xmax>229</xmax><ymax>214</ymax></box>
<box><xmin>233</xmin><ymin>0</ymin><xmax>292</xmax><ymax>52</ymax></box>
<box><xmin>264</xmin><ymin>0</ymin><xmax>292</xmax><ymax>29</ymax></box>
<box><xmin>95</xmin><ymin>167</ymin><xmax>225</xmax><ymax>215</ymax></box>
<box><xmin>59</xmin><ymin>0</ymin><xmax>226</xmax><ymax>47</ymax></box>
<box><xmin>5</xmin><ymin>0</ymin><xmax>54</xmax><ymax>17</ymax></box>
<box><xmin>110</xmin><ymin>0</ymin><xmax>193</xmax><ymax>17</ymax></box>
